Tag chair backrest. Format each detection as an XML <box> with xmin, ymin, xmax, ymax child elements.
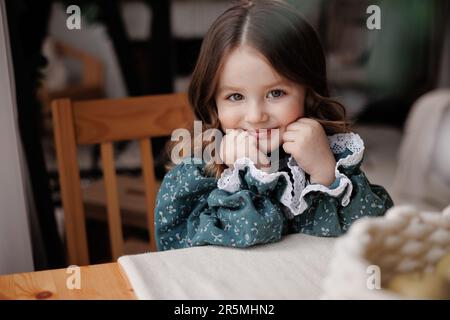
<box><xmin>51</xmin><ymin>93</ymin><xmax>194</xmax><ymax>266</ymax></box>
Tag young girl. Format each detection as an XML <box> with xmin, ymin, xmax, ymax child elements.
<box><xmin>155</xmin><ymin>0</ymin><xmax>393</xmax><ymax>251</ymax></box>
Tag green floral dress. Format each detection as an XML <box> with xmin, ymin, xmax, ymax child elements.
<box><xmin>154</xmin><ymin>133</ymin><xmax>393</xmax><ymax>251</ymax></box>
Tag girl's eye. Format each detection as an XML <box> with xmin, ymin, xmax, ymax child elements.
<box><xmin>227</xmin><ymin>93</ymin><xmax>244</xmax><ymax>102</ymax></box>
<box><xmin>267</xmin><ymin>89</ymin><xmax>286</xmax><ymax>99</ymax></box>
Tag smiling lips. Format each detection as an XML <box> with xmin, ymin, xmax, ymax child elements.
<box><xmin>247</xmin><ymin>128</ymin><xmax>277</xmax><ymax>138</ymax></box>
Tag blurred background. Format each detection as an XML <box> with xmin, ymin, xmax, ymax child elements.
<box><xmin>0</xmin><ymin>0</ymin><xmax>449</xmax><ymax>273</ymax></box>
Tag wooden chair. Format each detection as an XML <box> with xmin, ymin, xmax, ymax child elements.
<box><xmin>51</xmin><ymin>93</ymin><xmax>194</xmax><ymax>266</ymax></box>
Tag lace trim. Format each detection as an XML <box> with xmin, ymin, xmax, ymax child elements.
<box><xmin>217</xmin><ymin>133</ymin><xmax>365</xmax><ymax>216</ymax></box>
<box><xmin>217</xmin><ymin>157</ymin><xmax>294</xmax><ymax>210</ymax></box>
<box><xmin>287</xmin><ymin>156</ymin><xmax>306</xmax><ymax>214</ymax></box>
<box><xmin>328</xmin><ymin>133</ymin><xmax>365</xmax><ymax>169</ymax></box>
<box><xmin>291</xmin><ymin>132</ymin><xmax>365</xmax><ymax>215</ymax></box>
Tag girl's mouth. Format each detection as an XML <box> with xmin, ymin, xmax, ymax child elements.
<box><xmin>248</xmin><ymin>128</ymin><xmax>277</xmax><ymax>139</ymax></box>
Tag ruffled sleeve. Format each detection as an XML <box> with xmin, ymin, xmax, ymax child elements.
<box><xmin>154</xmin><ymin>157</ymin><xmax>291</xmax><ymax>251</ymax></box>
<box><xmin>288</xmin><ymin>133</ymin><xmax>394</xmax><ymax>236</ymax></box>
<box><xmin>287</xmin><ymin>132</ymin><xmax>365</xmax><ymax>216</ymax></box>
<box><xmin>217</xmin><ymin>157</ymin><xmax>295</xmax><ymax>210</ymax></box>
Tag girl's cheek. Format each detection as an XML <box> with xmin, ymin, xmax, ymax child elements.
<box><xmin>288</xmin><ymin>89</ymin><xmax>306</xmax><ymax>118</ymax></box>
<box><xmin>217</xmin><ymin>108</ymin><xmax>238</xmax><ymax>129</ymax></box>
<box><xmin>281</xmin><ymin>105</ymin><xmax>304</xmax><ymax>126</ymax></box>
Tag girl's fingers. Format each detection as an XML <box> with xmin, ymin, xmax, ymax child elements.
<box><xmin>246</xmin><ymin>132</ymin><xmax>257</xmax><ymax>145</ymax></box>
<box><xmin>221</xmin><ymin>130</ymin><xmax>239</xmax><ymax>165</ymax></box>
<box><xmin>223</xmin><ymin>129</ymin><xmax>270</xmax><ymax>167</ymax></box>
<box><xmin>255</xmin><ymin>148</ymin><xmax>270</xmax><ymax>166</ymax></box>
<box><xmin>285</xmin><ymin>121</ymin><xmax>302</xmax><ymax>131</ymax></box>
<box><xmin>245</xmin><ymin>134</ymin><xmax>254</xmax><ymax>149</ymax></box>
<box><xmin>282</xmin><ymin>141</ymin><xmax>296</xmax><ymax>154</ymax></box>
<box><xmin>236</xmin><ymin>130</ymin><xmax>248</xmax><ymax>140</ymax></box>
<box><xmin>282</xmin><ymin>131</ymin><xmax>297</xmax><ymax>142</ymax></box>
<box><xmin>224</xmin><ymin>128</ymin><xmax>243</xmax><ymax>139</ymax></box>
<box><xmin>227</xmin><ymin>129</ymin><xmax>239</xmax><ymax>137</ymax></box>
<box><xmin>244</xmin><ymin>135</ymin><xmax>269</xmax><ymax>166</ymax></box>
<box><xmin>248</xmin><ymin>141</ymin><xmax>269</xmax><ymax>166</ymax></box>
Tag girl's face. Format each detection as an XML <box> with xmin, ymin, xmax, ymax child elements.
<box><xmin>215</xmin><ymin>45</ymin><xmax>305</xmax><ymax>154</ymax></box>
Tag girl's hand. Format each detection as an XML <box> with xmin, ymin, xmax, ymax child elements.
<box><xmin>282</xmin><ymin>118</ymin><xmax>336</xmax><ymax>185</ymax></box>
<box><xmin>220</xmin><ymin>129</ymin><xmax>270</xmax><ymax>171</ymax></box>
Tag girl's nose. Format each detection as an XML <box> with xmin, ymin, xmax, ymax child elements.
<box><xmin>245</xmin><ymin>102</ymin><xmax>269</xmax><ymax>123</ymax></box>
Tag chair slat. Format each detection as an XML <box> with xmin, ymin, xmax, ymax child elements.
<box><xmin>73</xmin><ymin>93</ymin><xmax>193</xmax><ymax>144</ymax></box>
<box><xmin>100</xmin><ymin>143</ymin><xmax>124</xmax><ymax>260</ymax></box>
<box><xmin>139</xmin><ymin>138</ymin><xmax>158</xmax><ymax>252</ymax></box>
<box><xmin>51</xmin><ymin>99</ymin><xmax>89</xmax><ymax>266</ymax></box>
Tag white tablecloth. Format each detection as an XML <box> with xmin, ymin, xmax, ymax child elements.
<box><xmin>118</xmin><ymin>234</ymin><xmax>336</xmax><ymax>299</ymax></box>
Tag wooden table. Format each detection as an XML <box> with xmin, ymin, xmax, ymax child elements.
<box><xmin>0</xmin><ymin>263</ymin><xmax>135</xmax><ymax>300</ymax></box>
